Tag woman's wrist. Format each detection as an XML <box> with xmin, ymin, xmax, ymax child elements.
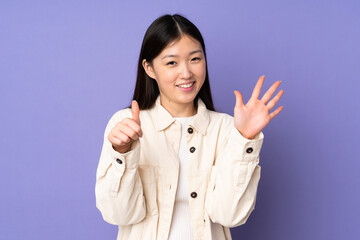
<box><xmin>113</xmin><ymin>143</ymin><xmax>132</xmax><ymax>154</ymax></box>
<box><xmin>236</xmin><ymin>128</ymin><xmax>256</xmax><ymax>140</ymax></box>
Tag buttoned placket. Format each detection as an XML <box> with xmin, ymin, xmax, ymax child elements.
<box><xmin>186</xmin><ymin>124</ymin><xmax>196</xmax><ymax>200</ymax></box>
<box><xmin>185</xmin><ymin>124</ymin><xmax>208</xmax><ymax>240</ymax></box>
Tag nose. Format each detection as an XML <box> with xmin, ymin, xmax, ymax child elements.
<box><xmin>180</xmin><ymin>63</ymin><xmax>192</xmax><ymax>79</ymax></box>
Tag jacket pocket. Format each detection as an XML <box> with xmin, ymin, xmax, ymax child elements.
<box><xmin>138</xmin><ymin>165</ymin><xmax>159</xmax><ymax>218</ymax></box>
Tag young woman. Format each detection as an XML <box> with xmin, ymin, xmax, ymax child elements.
<box><xmin>95</xmin><ymin>14</ymin><xmax>284</xmax><ymax>240</ymax></box>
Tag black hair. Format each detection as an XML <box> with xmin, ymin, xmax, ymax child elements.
<box><xmin>131</xmin><ymin>14</ymin><xmax>215</xmax><ymax>111</ymax></box>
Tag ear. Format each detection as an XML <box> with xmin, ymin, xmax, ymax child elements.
<box><xmin>142</xmin><ymin>59</ymin><xmax>156</xmax><ymax>80</ymax></box>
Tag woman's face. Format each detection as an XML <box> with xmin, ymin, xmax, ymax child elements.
<box><xmin>143</xmin><ymin>34</ymin><xmax>206</xmax><ymax>109</ymax></box>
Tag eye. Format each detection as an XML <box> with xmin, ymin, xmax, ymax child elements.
<box><xmin>166</xmin><ymin>61</ymin><xmax>176</xmax><ymax>66</ymax></box>
<box><xmin>191</xmin><ymin>57</ymin><xmax>201</xmax><ymax>62</ymax></box>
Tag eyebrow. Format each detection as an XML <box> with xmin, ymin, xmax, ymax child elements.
<box><xmin>161</xmin><ymin>50</ymin><xmax>203</xmax><ymax>59</ymax></box>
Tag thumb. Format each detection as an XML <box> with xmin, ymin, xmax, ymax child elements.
<box><xmin>234</xmin><ymin>90</ymin><xmax>244</xmax><ymax>110</ymax></box>
<box><xmin>131</xmin><ymin>100</ymin><xmax>141</xmax><ymax>124</ymax></box>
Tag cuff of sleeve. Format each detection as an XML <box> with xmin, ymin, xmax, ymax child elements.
<box><xmin>228</xmin><ymin>127</ymin><xmax>264</xmax><ymax>162</ymax></box>
<box><xmin>109</xmin><ymin>140</ymin><xmax>141</xmax><ymax>171</ymax></box>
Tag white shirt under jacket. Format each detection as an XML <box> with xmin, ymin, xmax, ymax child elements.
<box><xmin>95</xmin><ymin>96</ymin><xmax>264</xmax><ymax>240</ymax></box>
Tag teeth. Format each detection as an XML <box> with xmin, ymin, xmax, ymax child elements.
<box><xmin>177</xmin><ymin>82</ymin><xmax>194</xmax><ymax>88</ymax></box>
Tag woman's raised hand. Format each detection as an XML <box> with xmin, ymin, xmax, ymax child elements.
<box><xmin>233</xmin><ymin>75</ymin><xmax>284</xmax><ymax>140</ymax></box>
<box><xmin>108</xmin><ymin>100</ymin><xmax>143</xmax><ymax>153</ymax></box>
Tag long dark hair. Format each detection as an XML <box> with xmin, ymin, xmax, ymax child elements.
<box><xmin>131</xmin><ymin>14</ymin><xmax>215</xmax><ymax>111</ymax></box>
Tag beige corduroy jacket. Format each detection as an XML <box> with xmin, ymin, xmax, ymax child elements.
<box><xmin>95</xmin><ymin>96</ymin><xmax>264</xmax><ymax>240</ymax></box>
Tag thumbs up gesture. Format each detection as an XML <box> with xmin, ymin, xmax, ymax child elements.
<box><xmin>108</xmin><ymin>100</ymin><xmax>143</xmax><ymax>153</ymax></box>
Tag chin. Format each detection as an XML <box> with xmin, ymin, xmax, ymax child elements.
<box><xmin>177</xmin><ymin>95</ymin><xmax>197</xmax><ymax>105</ymax></box>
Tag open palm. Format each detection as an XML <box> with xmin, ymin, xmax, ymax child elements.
<box><xmin>234</xmin><ymin>75</ymin><xmax>284</xmax><ymax>140</ymax></box>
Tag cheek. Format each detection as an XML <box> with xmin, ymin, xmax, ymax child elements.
<box><xmin>155</xmin><ymin>74</ymin><xmax>175</xmax><ymax>90</ymax></box>
<box><xmin>153</xmin><ymin>67</ymin><xmax>173</xmax><ymax>87</ymax></box>
<box><xmin>195</xmin><ymin>62</ymin><xmax>206</xmax><ymax>82</ymax></box>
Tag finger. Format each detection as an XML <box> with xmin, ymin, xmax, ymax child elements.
<box><xmin>108</xmin><ymin>133</ymin><xmax>119</xmax><ymax>146</ymax></box>
<box><xmin>266</xmin><ymin>89</ymin><xmax>284</xmax><ymax>111</ymax></box>
<box><xmin>250</xmin><ymin>75</ymin><xmax>265</xmax><ymax>100</ymax></box>
<box><xmin>269</xmin><ymin>106</ymin><xmax>284</xmax><ymax>119</ymax></box>
<box><xmin>110</xmin><ymin>127</ymin><xmax>133</xmax><ymax>145</ymax></box>
<box><xmin>261</xmin><ymin>80</ymin><xmax>281</xmax><ymax>103</ymax></box>
<box><xmin>108</xmin><ymin>133</ymin><xmax>125</xmax><ymax>147</ymax></box>
<box><xmin>118</xmin><ymin>123</ymin><xmax>140</xmax><ymax>141</ymax></box>
<box><xmin>131</xmin><ymin>100</ymin><xmax>140</xmax><ymax>124</ymax></box>
<box><xmin>115</xmin><ymin>130</ymin><xmax>132</xmax><ymax>144</ymax></box>
<box><xmin>234</xmin><ymin>90</ymin><xmax>244</xmax><ymax>109</ymax></box>
<box><xmin>122</xmin><ymin>118</ymin><xmax>143</xmax><ymax>138</ymax></box>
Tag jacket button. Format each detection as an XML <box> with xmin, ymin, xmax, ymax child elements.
<box><xmin>187</xmin><ymin>127</ymin><xmax>193</xmax><ymax>134</ymax></box>
<box><xmin>116</xmin><ymin>158</ymin><xmax>123</xmax><ymax>164</ymax></box>
<box><xmin>189</xmin><ymin>147</ymin><xmax>196</xmax><ymax>153</ymax></box>
<box><xmin>246</xmin><ymin>147</ymin><xmax>253</xmax><ymax>153</ymax></box>
<box><xmin>190</xmin><ymin>192</ymin><xmax>197</xmax><ymax>198</ymax></box>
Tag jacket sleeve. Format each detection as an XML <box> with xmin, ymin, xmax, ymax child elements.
<box><xmin>95</xmin><ymin>110</ymin><xmax>146</xmax><ymax>226</ymax></box>
<box><xmin>205</xmin><ymin>124</ymin><xmax>264</xmax><ymax>227</ymax></box>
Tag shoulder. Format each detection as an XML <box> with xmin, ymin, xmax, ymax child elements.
<box><xmin>207</xmin><ymin>110</ymin><xmax>234</xmax><ymax>125</ymax></box>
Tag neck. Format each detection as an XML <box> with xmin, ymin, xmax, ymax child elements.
<box><xmin>160</xmin><ymin>97</ymin><xmax>197</xmax><ymax>117</ymax></box>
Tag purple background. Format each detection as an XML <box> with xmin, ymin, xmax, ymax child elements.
<box><xmin>1</xmin><ymin>0</ymin><xmax>359</xmax><ymax>239</ymax></box>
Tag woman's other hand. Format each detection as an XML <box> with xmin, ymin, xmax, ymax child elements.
<box><xmin>108</xmin><ymin>100</ymin><xmax>143</xmax><ymax>153</ymax></box>
<box><xmin>233</xmin><ymin>75</ymin><xmax>284</xmax><ymax>140</ymax></box>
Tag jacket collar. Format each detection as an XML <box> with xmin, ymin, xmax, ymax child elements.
<box><xmin>152</xmin><ymin>96</ymin><xmax>210</xmax><ymax>135</ymax></box>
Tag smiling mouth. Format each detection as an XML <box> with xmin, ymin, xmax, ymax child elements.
<box><xmin>176</xmin><ymin>82</ymin><xmax>195</xmax><ymax>88</ymax></box>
